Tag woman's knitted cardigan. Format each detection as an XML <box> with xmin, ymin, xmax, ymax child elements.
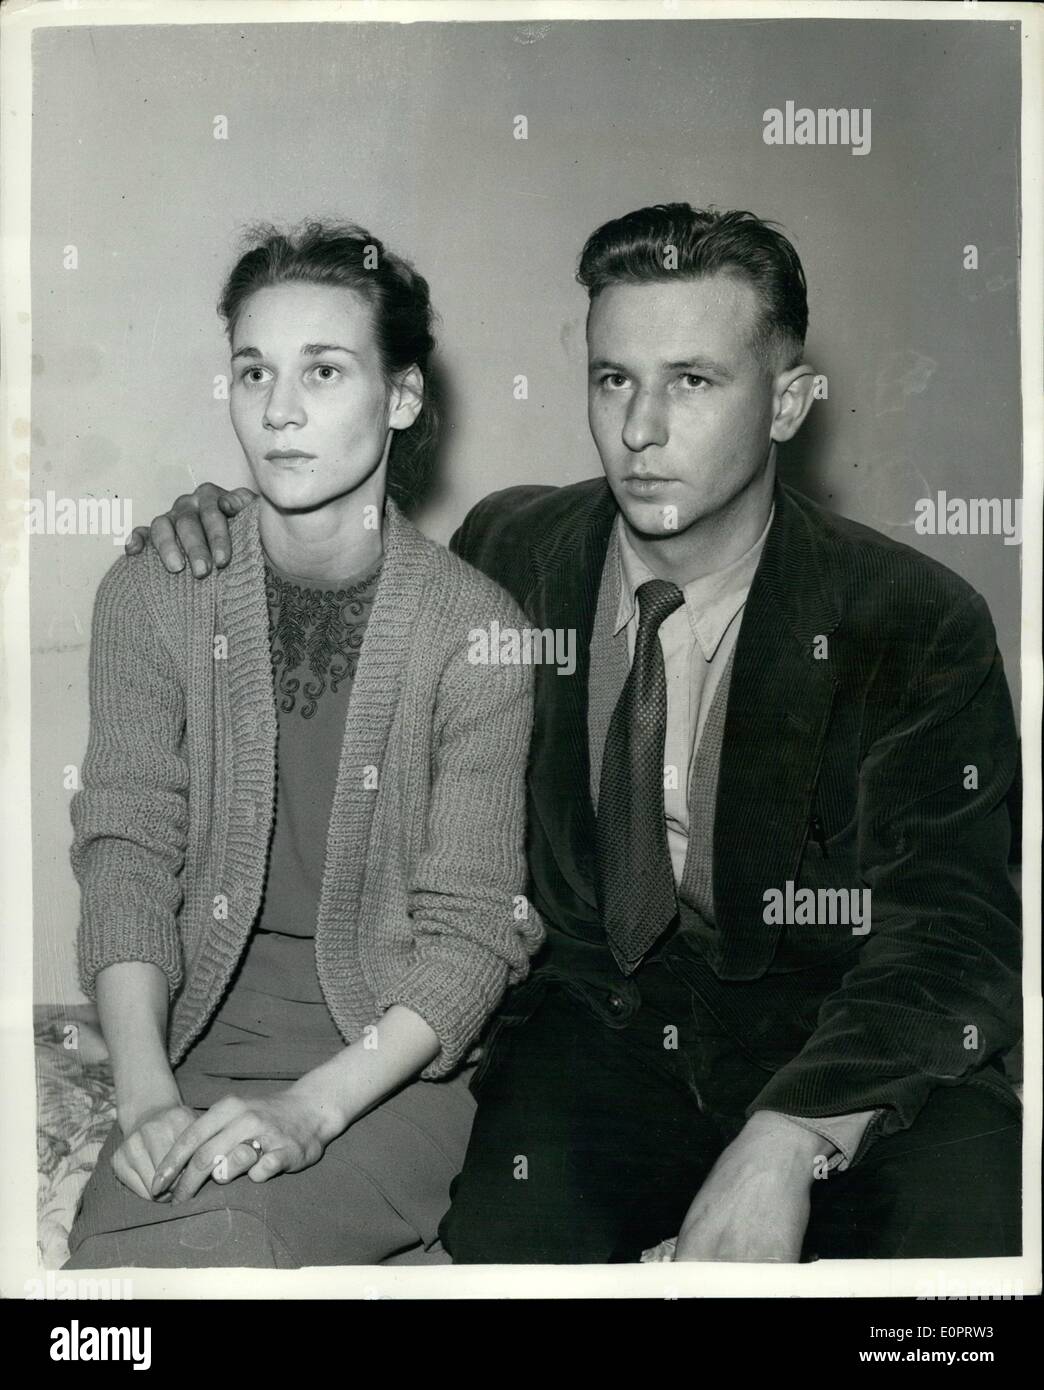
<box><xmin>71</xmin><ymin>498</ymin><xmax>543</xmax><ymax>1080</ymax></box>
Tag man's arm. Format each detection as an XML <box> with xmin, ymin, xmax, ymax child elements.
<box><xmin>674</xmin><ymin>586</ymin><xmax>1019</xmax><ymax>1261</ymax></box>
<box><xmin>775</xmin><ymin>1108</ymin><xmax>879</xmax><ymax>1171</ymax></box>
<box><xmin>672</xmin><ymin>1111</ymin><xmax>822</xmax><ymax>1261</ymax></box>
<box><xmin>125</xmin><ymin>483</ymin><xmax>256</xmax><ymax>573</ymax></box>
<box><xmin>130</xmin><ymin>479</ymin><xmax>549</xmax><ymax>582</ymax></box>
<box><xmin>129</xmin><ymin>480</ymin><xmax>504</xmax><ymax>577</ymax></box>
<box><xmin>747</xmin><ymin>588</ymin><xmax>1020</xmax><ymax>1134</ymax></box>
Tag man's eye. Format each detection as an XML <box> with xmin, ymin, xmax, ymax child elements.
<box><xmin>600</xmin><ymin>373</ymin><xmax>628</xmax><ymax>389</ymax></box>
<box><xmin>239</xmin><ymin>367</ymin><xmax>269</xmax><ymax>385</ymax></box>
<box><xmin>681</xmin><ymin>374</ymin><xmax>708</xmax><ymax>389</ymax></box>
<box><xmin>310</xmin><ymin>364</ymin><xmax>341</xmax><ymax>382</ymax></box>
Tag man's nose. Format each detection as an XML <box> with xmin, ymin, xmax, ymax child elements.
<box><xmin>621</xmin><ymin>388</ymin><xmax>669</xmax><ymax>452</ymax></box>
<box><xmin>263</xmin><ymin>381</ymin><xmax>307</xmax><ymax>429</ymax></box>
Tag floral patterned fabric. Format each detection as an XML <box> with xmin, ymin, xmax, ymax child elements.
<box><xmin>35</xmin><ymin>1005</ymin><xmax>115</xmax><ymax>1269</ymax></box>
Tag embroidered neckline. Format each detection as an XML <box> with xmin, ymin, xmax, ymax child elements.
<box><xmin>264</xmin><ymin>562</ymin><xmax>382</xmax><ymax>719</ymax></box>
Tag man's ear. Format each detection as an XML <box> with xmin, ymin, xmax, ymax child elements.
<box><xmin>769</xmin><ymin>363</ymin><xmax>817</xmax><ymax>444</ymax></box>
<box><xmin>388</xmin><ymin>365</ymin><xmax>424</xmax><ymax>433</ymax></box>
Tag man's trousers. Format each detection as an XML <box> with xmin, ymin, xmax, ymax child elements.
<box><xmin>439</xmin><ymin>955</ymin><xmax>1022</xmax><ymax>1264</ymax></box>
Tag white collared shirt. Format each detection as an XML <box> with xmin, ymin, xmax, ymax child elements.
<box><xmin>614</xmin><ymin>505</ymin><xmax>774</xmax><ymax>883</ymax></box>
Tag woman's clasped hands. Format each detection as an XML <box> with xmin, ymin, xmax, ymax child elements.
<box><xmin>115</xmin><ymin>1087</ymin><xmax>346</xmax><ymax>1204</ymax></box>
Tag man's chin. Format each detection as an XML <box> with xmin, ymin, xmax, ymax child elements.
<box><xmin>612</xmin><ymin>490</ymin><xmax>697</xmax><ymax>541</ymax></box>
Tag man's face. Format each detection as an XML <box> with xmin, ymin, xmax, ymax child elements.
<box><xmin>229</xmin><ymin>282</ymin><xmax>393</xmax><ymax>513</ymax></box>
<box><xmin>586</xmin><ymin>274</ymin><xmax>779</xmax><ymax>538</ymax></box>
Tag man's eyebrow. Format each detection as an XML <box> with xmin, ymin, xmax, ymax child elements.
<box><xmin>663</xmin><ymin>357</ymin><xmax>734</xmax><ymax>379</ymax></box>
<box><xmin>588</xmin><ymin>355</ymin><xmax>734</xmax><ymax>379</ymax></box>
<box><xmin>230</xmin><ymin>343</ymin><xmax>358</xmax><ymax>361</ymax></box>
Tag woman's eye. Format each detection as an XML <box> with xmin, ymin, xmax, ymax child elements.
<box><xmin>600</xmin><ymin>373</ymin><xmax>628</xmax><ymax>389</ymax></box>
<box><xmin>237</xmin><ymin>366</ymin><xmax>269</xmax><ymax>385</ymax></box>
<box><xmin>310</xmin><ymin>364</ymin><xmax>341</xmax><ymax>382</ymax></box>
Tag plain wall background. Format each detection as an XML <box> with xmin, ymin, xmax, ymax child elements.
<box><xmin>30</xmin><ymin>17</ymin><xmax>1023</xmax><ymax>1003</ymax></box>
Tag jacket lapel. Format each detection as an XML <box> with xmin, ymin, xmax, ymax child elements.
<box><xmin>712</xmin><ymin>482</ymin><xmax>841</xmax><ymax>978</ymax></box>
<box><xmin>525</xmin><ymin>481</ymin><xmax>618</xmax><ymax>910</ymax></box>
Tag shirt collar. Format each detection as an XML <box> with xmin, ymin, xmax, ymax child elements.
<box><xmin>613</xmin><ymin>503</ymin><xmax>775</xmax><ymax>660</ymax></box>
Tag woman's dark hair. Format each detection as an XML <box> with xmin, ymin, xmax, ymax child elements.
<box><xmin>576</xmin><ymin>203</ymin><xmax>808</xmax><ymax>371</ymax></box>
<box><xmin>218</xmin><ymin>220</ymin><xmax>438</xmax><ymax>510</ymax></box>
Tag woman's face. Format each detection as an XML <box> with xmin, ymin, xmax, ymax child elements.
<box><xmin>229</xmin><ymin>281</ymin><xmax>405</xmax><ymax>513</ymax></box>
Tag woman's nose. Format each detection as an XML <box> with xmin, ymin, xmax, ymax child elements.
<box><xmin>263</xmin><ymin>383</ymin><xmax>306</xmax><ymax>429</ymax></box>
<box><xmin>621</xmin><ymin>389</ymin><xmax>669</xmax><ymax>452</ymax></box>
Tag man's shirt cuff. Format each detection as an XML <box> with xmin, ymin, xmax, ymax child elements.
<box><xmin>774</xmin><ymin>1109</ymin><xmax>882</xmax><ymax>1171</ymax></box>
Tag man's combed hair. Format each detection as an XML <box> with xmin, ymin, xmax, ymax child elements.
<box><xmin>576</xmin><ymin>203</ymin><xmax>809</xmax><ymax>370</ymax></box>
<box><xmin>218</xmin><ymin>220</ymin><xmax>439</xmax><ymax>511</ymax></box>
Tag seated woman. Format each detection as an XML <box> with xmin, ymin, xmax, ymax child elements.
<box><xmin>65</xmin><ymin>221</ymin><xmax>542</xmax><ymax>1268</ymax></box>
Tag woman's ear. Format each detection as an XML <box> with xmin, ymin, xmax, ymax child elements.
<box><xmin>388</xmin><ymin>365</ymin><xmax>424</xmax><ymax>433</ymax></box>
<box><xmin>769</xmin><ymin>363</ymin><xmax>817</xmax><ymax>444</ymax></box>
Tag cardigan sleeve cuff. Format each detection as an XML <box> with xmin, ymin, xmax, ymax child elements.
<box><xmin>375</xmin><ymin>943</ymin><xmax>514</xmax><ymax>1080</ymax></box>
<box><xmin>78</xmin><ymin>916</ymin><xmax>183</xmax><ymax>1001</ymax></box>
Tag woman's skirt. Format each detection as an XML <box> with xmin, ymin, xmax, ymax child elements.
<box><xmin>65</xmin><ymin>933</ymin><xmax>477</xmax><ymax>1268</ymax></box>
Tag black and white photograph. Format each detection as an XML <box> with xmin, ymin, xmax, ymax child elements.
<box><xmin>0</xmin><ymin>0</ymin><xmax>1040</xmax><ymax>1338</ymax></box>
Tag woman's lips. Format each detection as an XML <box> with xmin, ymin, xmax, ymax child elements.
<box><xmin>263</xmin><ymin>452</ymin><xmax>317</xmax><ymax>469</ymax></box>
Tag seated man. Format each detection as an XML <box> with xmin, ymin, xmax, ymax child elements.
<box><xmin>133</xmin><ymin>202</ymin><xmax>1022</xmax><ymax>1264</ymax></box>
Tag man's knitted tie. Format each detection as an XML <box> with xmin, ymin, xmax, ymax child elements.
<box><xmin>596</xmin><ymin>577</ymin><xmax>685</xmax><ymax>975</ymax></box>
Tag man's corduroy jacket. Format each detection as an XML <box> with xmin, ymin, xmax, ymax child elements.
<box><xmin>451</xmin><ymin>475</ymin><xmax>1022</xmax><ymax>1156</ymax></box>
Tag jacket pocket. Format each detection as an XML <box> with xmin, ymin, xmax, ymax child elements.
<box><xmin>779</xmin><ymin>816</ymin><xmax>868</xmax><ymax>961</ymax></box>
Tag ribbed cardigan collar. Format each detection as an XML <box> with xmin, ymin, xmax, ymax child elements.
<box><xmin>169</xmin><ymin>496</ymin><xmax>437</xmax><ymax>1061</ymax></box>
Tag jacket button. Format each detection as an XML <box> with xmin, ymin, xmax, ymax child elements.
<box><xmin>606</xmin><ymin>992</ymin><xmax>626</xmax><ymax>1016</ymax></box>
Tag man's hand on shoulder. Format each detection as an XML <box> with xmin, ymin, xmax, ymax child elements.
<box><xmin>124</xmin><ymin>483</ymin><xmax>257</xmax><ymax>576</ymax></box>
<box><xmin>673</xmin><ymin>1110</ymin><xmax>826</xmax><ymax>1262</ymax></box>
